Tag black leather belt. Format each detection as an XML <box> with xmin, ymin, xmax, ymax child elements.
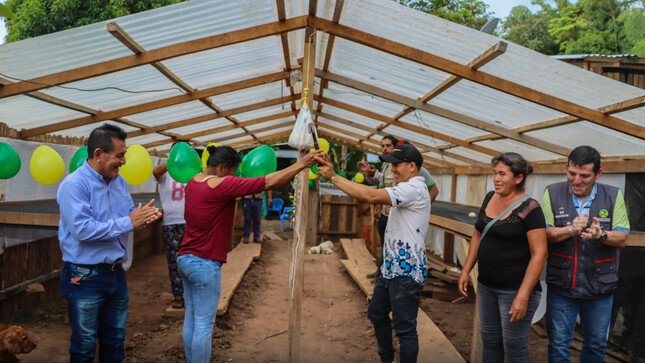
<box><xmin>68</xmin><ymin>262</ymin><xmax>123</xmax><ymax>271</ymax></box>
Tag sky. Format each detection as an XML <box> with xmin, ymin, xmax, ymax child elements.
<box><xmin>0</xmin><ymin>1</ymin><xmax>542</xmax><ymax>45</ymax></box>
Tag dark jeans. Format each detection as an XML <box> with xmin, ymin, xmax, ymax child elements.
<box><xmin>242</xmin><ymin>198</ymin><xmax>262</xmax><ymax>241</ymax></box>
<box><xmin>162</xmin><ymin>224</ymin><xmax>185</xmax><ymax>301</ymax></box>
<box><xmin>60</xmin><ymin>262</ymin><xmax>129</xmax><ymax>363</ymax></box>
<box><xmin>375</xmin><ymin>215</ymin><xmax>388</xmax><ymax>274</ymax></box>
<box><xmin>546</xmin><ymin>291</ymin><xmax>613</xmax><ymax>363</ymax></box>
<box><xmin>368</xmin><ymin>275</ymin><xmax>423</xmax><ymax>363</ymax></box>
<box><xmin>477</xmin><ymin>282</ymin><xmax>540</xmax><ymax>363</ymax></box>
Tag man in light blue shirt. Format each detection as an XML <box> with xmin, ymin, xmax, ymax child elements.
<box><xmin>58</xmin><ymin>123</ymin><xmax>161</xmax><ymax>362</ymax></box>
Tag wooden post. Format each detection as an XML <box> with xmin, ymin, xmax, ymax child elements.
<box><xmin>443</xmin><ymin>174</ymin><xmax>458</xmax><ymax>264</ymax></box>
<box><xmin>307</xmin><ymin>180</ymin><xmax>319</xmax><ymax>246</ymax></box>
<box><xmin>287</xmin><ymin>24</ymin><xmax>316</xmax><ymax>363</ymax></box>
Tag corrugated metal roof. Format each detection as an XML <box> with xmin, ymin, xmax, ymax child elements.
<box><xmin>0</xmin><ymin>0</ymin><xmax>642</xmax><ymax>170</ymax></box>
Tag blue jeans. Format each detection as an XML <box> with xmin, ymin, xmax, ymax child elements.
<box><xmin>478</xmin><ymin>283</ymin><xmax>540</xmax><ymax>363</ymax></box>
<box><xmin>546</xmin><ymin>291</ymin><xmax>613</xmax><ymax>363</ymax></box>
<box><xmin>243</xmin><ymin>198</ymin><xmax>262</xmax><ymax>241</ymax></box>
<box><xmin>177</xmin><ymin>254</ymin><xmax>222</xmax><ymax>363</ymax></box>
<box><xmin>368</xmin><ymin>275</ymin><xmax>423</xmax><ymax>363</ymax></box>
<box><xmin>60</xmin><ymin>262</ymin><xmax>129</xmax><ymax>363</ymax></box>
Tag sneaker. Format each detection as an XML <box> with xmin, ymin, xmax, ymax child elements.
<box><xmin>171</xmin><ymin>299</ymin><xmax>184</xmax><ymax>309</ymax></box>
<box><xmin>242</xmin><ymin>237</ymin><xmax>250</xmax><ymax>244</ymax></box>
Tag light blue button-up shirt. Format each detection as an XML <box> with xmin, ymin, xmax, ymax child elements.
<box><xmin>57</xmin><ymin>161</ymin><xmax>135</xmax><ymax>264</ymax></box>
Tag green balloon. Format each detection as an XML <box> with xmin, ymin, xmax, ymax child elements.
<box><xmin>337</xmin><ymin>171</ymin><xmax>347</xmax><ymax>178</ymax></box>
<box><xmin>0</xmin><ymin>142</ymin><xmax>21</xmax><ymax>179</ymax></box>
<box><xmin>69</xmin><ymin>146</ymin><xmax>88</xmax><ymax>173</ymax></box>
<box><xmin>167</xmin><ymin>142</ymin><xmax>201</xmax><ymax>183</ymax></box>
<box><xmin>308</xmin><ymin>180</ymin><xmax>316</xmax><ymax>189</ymax></box>
<box><xmin>240</xmin><ymin>145</ymin><xmax>277</xmax><ymax>178</ymax></box>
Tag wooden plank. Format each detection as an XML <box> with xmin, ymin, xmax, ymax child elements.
<box><xmin>310</xmin><ymin>17</ymin><xmax>645</xmax><ymax>140</ymax></box>
<box><xmin>0</xmin><ymin>16</ymin><xmax>308</xmax><ymax>99</ymax></box>
<box><xmin>430</xmin><ymin>215</ymin><xmax>475</xmax><ymax>240</ymax></box>
<box><xmin>340</xmin><ymin>259</ymin><xmax>374</xmax><ymax>297</ymax></box>
<box><xmin>417</xmin><ymin>308</ymin><xmax>466</xmax><ymax>362</ymax></box>
<box><xmin>20</xmin><ymin>71</ymin><xmax>289</xmax><ymax>138</ymax></box>
<box><xmin>0</xmin><ymin>211</ymin><xmax>59</xmax><ymax>227</ymax></box>
<box><xmin>216</xmin><ymin>242</ymin><xmax>262</xmax><ymax>315</ymax></box>
<box><xmin>316</xmin><ymin>70</ymin><xmax>573</xmax><ymax>156</ymax></box>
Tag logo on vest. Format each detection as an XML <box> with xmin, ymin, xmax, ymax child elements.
<box><xmin>599</xmin><ymin>209</ymin><xmax>609</xmax><ymax>218</ymax></box>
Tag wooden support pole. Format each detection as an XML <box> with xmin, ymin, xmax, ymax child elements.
<box><xmin>288</xmin><ymin>24</ymin><xmax>316</xmax><ymax>363</ymax></box>
<box><xmin>443</xmin><ymin>174</ymin><xmax>458</xmax><ymax>265</ymax></box>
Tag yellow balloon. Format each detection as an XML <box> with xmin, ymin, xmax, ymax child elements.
<box><xmin>355</xmin><ymin>173</ymin><xmax>365</xmax><ymax>184</ymax></box>
<box><xmin>119</xmin><ymin>145</ymin><xmax>153</xmax><ymax>186</ymax></box>
<box><xmin>308</xmin><ymin>168</ymin><xmax>318</xmax><ymax>180</ymax></box>
<box><xmin>201</xmin><ymin>142</ymin><xmax>221</xmax><ymax>170</ymax></box>
<box><xmin>30</xmin><ymin>145</ymin><xmax>64</xmax><ymax>185</ymax></box>
<box><xmin>310</xmin><ymin>138</ymin><xmax>330</xmax><ymax>154</ymax></box>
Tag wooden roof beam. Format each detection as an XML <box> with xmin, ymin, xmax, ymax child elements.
<box><xmin>227</xmin><ymin>130</ymin><xmax>292</xmax><ymax>150</ymax></box>
<box><xmin>276</xmin><ymin>0</ymin><xmax>297</xmax><ymax>112</ymax></box>
<box><xmin>392</xmin><ymin>41</ymin><xmax>507</xmax><ymax>121</ymax></box>
<box><xmin>313</xmin><ymin>0</ymin><xmax>344</xmax><ymax>123</ymax></box>
<box><xmin>314</xmin><ymin>92</ymin><xmax>500</xmax><ymax>157</ymax></box>
<box><xmin>315</xmin><ymin>110</ymin><xmax>486</xmax><ymax>166</ymax></box>
<box><xmin>107</xmin><ymin>22</ymin><xmax>259</xmax><ymax>142</ymax></box>
<box><xmin>19</xmin><ymin>71</ymin><xmax>289</xmax><ymax>138</ymax></box>
<box><xmin>0</xmin><ymin>16</ymin><xmax>307</xmax><ymax>99</ymax></box>
<box><xmin>141</xmin><ymin>110</ymin><xmax>297</xmax><ymax>148</ymax></box>
<box><xmin>309</xmin><ymin>17</ymin><xmax>645</xmax><ymax>140</ymax></box>
<box><xmin>128</xmin><ymin>94</ymin><xmax>299</xmax><ymax>138</ymax></box>
<box><xmin>316</xmin><ymin>70</ymin><xmax>572</xmax><ymax>156</ymax></box>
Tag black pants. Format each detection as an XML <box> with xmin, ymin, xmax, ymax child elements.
<box><xmin>368</xmin><ymin>275</ymin><xmax>423</xmax><ymax>363</ymax></box>
<box><xmin>375</xmin><ymin>215</ymin><xmax>388</xmax><ymax>274</ymax></box>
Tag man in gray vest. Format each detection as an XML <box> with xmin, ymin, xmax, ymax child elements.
<box><xmin>542</xmin><ymin>145</ymin><xmax>630</xmax><ymax>363</ymax></box>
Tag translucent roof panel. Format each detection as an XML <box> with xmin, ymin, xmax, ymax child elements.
<box><xmin>166</xmin><ymin>118</ymin><xmax>233</xmax><ymax>136</ymax></box>
<box><xmin>125</xmin><ymin>101</ymin><xmax>215</xmax><ymax>127</ymax></box>
<box><xmin>246</xmin><ymin>118</ymin><xmax>294</xmax><ymax>131</ymax></box>
<box><xmin>322</xmin><ymin>82</ymin><xmax>403</xmax><ymax>118</ymax></box>
<box><xmin>128</xmin><ymin>133</ymin><xmax>172</xmax><ymax>146</ymax></box>
<box><xmin>209</xmin><ymin>81</ymin><xmax>287</xmax><ymax>110</ymax></box>
<box><xmin>315</xmin><ymin>117</ymin><xmax>371</xmax><ymax>138</ymax></box>
<box><xmin>421</xmin><ymin>152</ymin><xmax>470</xmax><ymax>166</ymax></box>
<box><xmin>234</xmin><ymin>104</ymin><xmax>296</xmax><ymax>122</ymax></box>
<box><xmin>614</xmin><ymin>107</ymin><xmax>645</xmax><ymax>127</ymax></box>
<box><xmin>255</xmin><ymin>126</ymin><xmax>294</xmax><ymax>139</ymax></box>
<box><xmin>42</xmin><ymin>65</ymin><xmax>184</xmax><ymax>112</ymax></box>
<box><xmin>526</xmin><ymin>122</ymin><xmax>645</xmax><ymax>157</ymax></box>
<box><xmin>162</xmin><ymin>37</ymin><xmax>285</xmax><ymax>91</ymax></box>
<box><xmin>0</xmin><ymin>0</ymin><xmax>283</xmax><ymax>79</ymax></box>
<box><xmin>0</xmin><ymin>95</ymin><xmax>87</xmax><ymax>129</ymax></box>
<box><xmin>318</xmin><ymin>105</ymin><xmax>382</xmax><ymax>130</ymax></box>
<box><xmin>399</xmin><ymin>110</ymin><xmax>486</xmax><ymax>140</ymax></box>
<box><xmin>384</xmin><ymin>125</ymin><xmax>451</xmax><ymax>149</ymax></box>
<box><xmin>477</xmin><ymin>139</ymin><xmax>563</xmax><ymax>161</ymax></box>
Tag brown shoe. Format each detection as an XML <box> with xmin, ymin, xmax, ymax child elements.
<box><xmin>171</xmin><ymin>299</ymin><xmax>184</xmax><ymax>309</ymax></box>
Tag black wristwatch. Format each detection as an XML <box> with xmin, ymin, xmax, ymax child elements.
<box><xmin>598</xmin><ymin>229</ymin><xmax>608</xmax><ymax>242</ymax></box>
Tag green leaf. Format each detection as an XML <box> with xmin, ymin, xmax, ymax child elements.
<box><xmin>0</xmin><ymin>3</ymin><xmax>16</xmax><ymax>19</ymax></box>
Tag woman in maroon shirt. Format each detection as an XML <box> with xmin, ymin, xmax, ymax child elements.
<box><xmin>177</xmin><ymin>145</ymin><xmax>320</xmax><ymax>363</ymax></box>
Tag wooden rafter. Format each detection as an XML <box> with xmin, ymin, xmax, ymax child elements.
<box><xmin>197</xmin><ymin>120</ymin><xmax>294</xmax><ymax>145</ymax></box>
<box><xmin>314</xmin><ymin>93</ymin><xmax>500</xmax><ymax>157</ymax></box>
<box><xmin>19</xmin><ymin>71</ymin><xmax>289</xmax><ymax>138</ymax></box>
<box><xmin>128</xmin><ymin>94</ymin><xmax>299</xmax><ymax>138</ymax></box>
<box><xmin>315</xmin><ymin>110</ymin><xmax>486</xmax><ymax>166</ymax></box>
<box><xmin>440</xmin><ymin>95</ymin><xmax>645</xmax><ymax>149</ymax></box>
<box><xmin>316</xmin><ymin>70</ymin><xmax>573</xmax><ymax>156</ymax></box>
<box><xmin>313</xmin><ymin>0</ymin><xmax>344</xmax><ymax>123</ymax></box>
<box><xmin>140</xmin><ymin>110</ymin><xmax>297</xmax><ymax>148</ymax></box>
<box><xmin>107</xmin><ymin>22</ymin><xmax>258</xmax><ymax>142</ymax></box>
<box><xmin>275</xmin><ymin>0</ymin><xmax>297</xmax><ymax>112</ymax></box>
<box><xmin>229</xmin><ymin>130</ymin><xmax>292</xmax><ymax>150</ymax></box>
<box><xmin>389</xmin><ymin>41</ymin><xmax>507</xmax><ymax>124</ymax></box>
<box><xmin>309</xmin><ymin>17</ymin><xmax>645</xmax><ymax>140</ymax></box>
<box><xmin>0</xmin><ymin>76</ymin><xmax>181</xmax><ymax>141</ymax></box>
<box><xmin>0</xmin><ymin>16</ymin><xmax>308</xmax><ymax>99</ymax></box>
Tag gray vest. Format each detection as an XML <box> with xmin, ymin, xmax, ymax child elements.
<box><xmin>545</xmin><ymin>182</ymin><xmax>620</xmax><ymax>299</ymax></box>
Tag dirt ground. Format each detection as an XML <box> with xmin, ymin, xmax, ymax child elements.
<box><xmin>12</xmin><ymin>221</ymin><xmax>619</xmax><ymax>362</ymax></box>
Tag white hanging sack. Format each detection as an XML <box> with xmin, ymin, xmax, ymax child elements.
<box><xmin>288</xmin><ymin>104</ymin><xmax>316</xmax><ymax>150</ymax></box>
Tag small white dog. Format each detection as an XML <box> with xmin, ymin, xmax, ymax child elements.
<box><xmin>308</xmin><ymin>240</ymin><xmax>334</xmax><ymax>254</ymax></box>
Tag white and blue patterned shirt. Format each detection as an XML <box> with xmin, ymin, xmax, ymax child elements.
<box><xmin>381</xmin><ymin>176</ymin><xmax>431</xmax><ymax>284</ymax></box>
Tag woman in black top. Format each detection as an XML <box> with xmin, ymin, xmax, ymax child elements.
<box><xmin>458</xmin><ymin>152</ymin><xmax>547</xmax><ymax>363</ymax></box>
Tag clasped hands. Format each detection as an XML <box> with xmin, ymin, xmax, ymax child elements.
<box><xmin>570</xmin><ymin>215</ymin><xmax>604</xmax><ymax>240</ymax></box>
<box><xmin>130</xmin><ymin>199</ymin><xmax>162</xmax><ymax>228</ymax></box>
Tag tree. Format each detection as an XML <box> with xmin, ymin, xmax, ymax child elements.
<box><xmin>618</xmin><ymin>7</ymin><xmax>645</xmax><ymax>55</ymax></box>
<box><xmin>0</xmin><ymin>2</ymin><xmax>15</xmax><ymax>19</ymax></box>
<box><xmin>4</xmin><ymin>0</ymin><xmax>186</xmax><ymax>42</ymax></box>
<box><xmin>501</xmin><ymin>2</ymin><xmax>560</xmax><ymax>55</ymax></box>
<box><xmin>397</xmin><ymin>0</ymin><xmax>492</xmax><ymax>29</ymax></box>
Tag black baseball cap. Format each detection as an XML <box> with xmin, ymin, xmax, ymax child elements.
<box><xmin>379</xmin><ymin>144</ymin><xmax>423</xmax><ymax>168</ymax></box>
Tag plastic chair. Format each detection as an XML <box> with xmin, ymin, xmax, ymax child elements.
<box><xmin>267</xmin><ymin>197</ymin><xmax>284</xmax><ymax>218</ymax></box>
<box><xmin>280</xmin><ymin>206</ymin><xmax>295</xmax><ymax>231</ymax></box>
